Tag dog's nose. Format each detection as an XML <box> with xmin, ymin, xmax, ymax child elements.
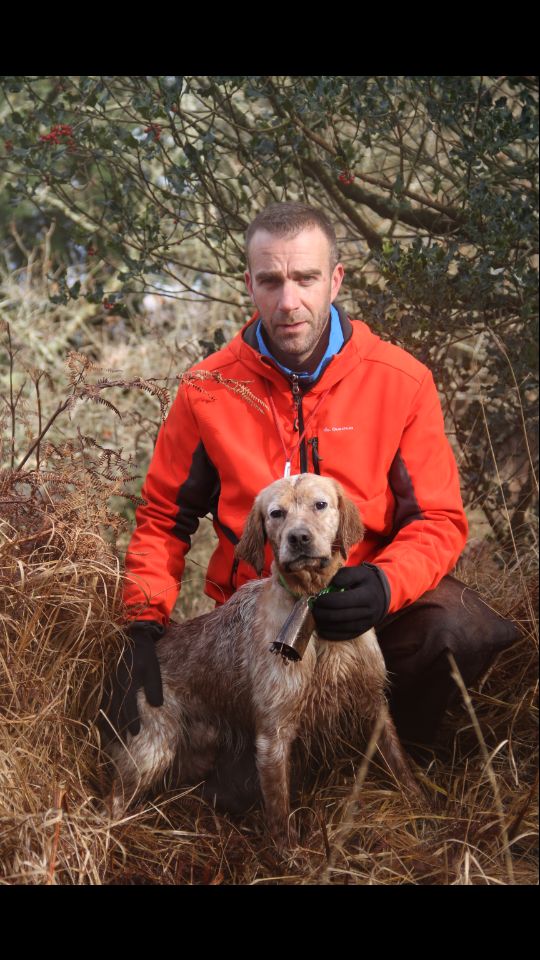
<box><xmin>287</xmin><ymin>528</ymin><xmax>312</xmax><ymax>550</ymax></box>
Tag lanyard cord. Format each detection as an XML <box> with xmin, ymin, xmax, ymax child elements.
<box><xmin>265</xmin><ymin>379</ymin><xmax>331</xmax><ymax>477</ymax></box>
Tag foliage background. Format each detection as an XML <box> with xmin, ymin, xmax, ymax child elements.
<box><xmin>0</xmin><ymin>76</ymin><xmax>537</xmax><ymax>884</ymax></box>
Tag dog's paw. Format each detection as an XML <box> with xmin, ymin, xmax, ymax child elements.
<box><xmin>271</xmin><ymin>824</ymin><xmax>314</xmax><ymax>873</ymax></box>
<box><xmin>103</xmin><ymin>784</ymin><xmax>130</xmax><ymax>821</ymax></box>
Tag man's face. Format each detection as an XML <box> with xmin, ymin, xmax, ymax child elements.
<box><xmin>245</xmin><ymin>227</ymin><xmax>344</xmax><ymax>366</ymax></box>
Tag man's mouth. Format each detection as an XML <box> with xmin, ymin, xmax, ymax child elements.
<box><xmin>276</xmin><ymin>321</ymin><xmax>307</xmax><ymax>331</ymax></box>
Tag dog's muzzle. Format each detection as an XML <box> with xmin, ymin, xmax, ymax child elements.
<box><xmin>283</xmin><ymin>554</ymin><xmax>330</xmax><ymax>572</ymax></box>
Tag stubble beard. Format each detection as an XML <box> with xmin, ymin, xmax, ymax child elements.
<box><xmin>264</xmin><ymin>304</ymin><xmax>331</xmax><ymax>365</ymax></box>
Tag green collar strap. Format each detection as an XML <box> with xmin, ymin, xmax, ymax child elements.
<box><xmin>277</xmin><ymin>571</ymin><xmax>344</xmax><ymax>608</ymax></box>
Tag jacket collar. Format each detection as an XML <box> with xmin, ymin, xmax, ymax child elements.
<box><xmin>254</xmin><ymin>303</ymin><xmax>344</xmax><ymax>384</ymax></box>
<box><xmin>230</xmin><ymin>303</ymin><xmax>380</xmax><ymax>394</ymax></box>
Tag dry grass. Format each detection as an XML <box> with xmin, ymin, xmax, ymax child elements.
<box><xmin>0</xmin><ymin>464</ymin><xmax>537</xmax><ymax>885</ymax></box>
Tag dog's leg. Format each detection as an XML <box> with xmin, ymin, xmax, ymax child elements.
<box><xmin>106</xmin><ymin>690</ymin><xmax>184</xmax><ymax>818</ymax></box>
<box><xmin>255</xmin><ymin>724</ymin><xmax>298</xmax><ymax>852</ymax></box>
<box><xmin>375</xmin><ymin>705</ymin><xmax>425</xmax><ymax>803</ymax></box>
<box><xmin>199</xmin><ymin>739</ymin><xmax>262</xmax><ymax>814</ymax></box>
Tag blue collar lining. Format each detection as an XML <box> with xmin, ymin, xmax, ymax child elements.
<box><xmin>255</xmin><ymin>303</ymin><xmax>344</xmax><ymax>383</ymax></box>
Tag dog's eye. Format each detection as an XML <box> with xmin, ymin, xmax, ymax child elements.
<box><xmin>315</xmin><ymin>501</ymin><xmax>328</xmax><ymax>510</ymax></box>
<box><xmin>270</xmin><ymin>508</ymin><xmax>285</xmax><ymax>519</ymax></box>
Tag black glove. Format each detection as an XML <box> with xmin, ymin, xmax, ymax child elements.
<box><xmin>312</xmin><ymin>563</ymin><xmax>390</xmax><ymax>641</ymax></box>
<box><xmin>101</xmin><ymin>620</ymin><xmax>164</xmax><ymax>738</ymax></box>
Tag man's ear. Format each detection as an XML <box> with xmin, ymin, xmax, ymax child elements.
<box><xmin>330</xmin><ymin>262</ymin><xmax>345</xmax><ymax>301</ymax></box>
<box><xmin>334</xmin><ymin>485</ymin><xmax>364</xmax><ymax>559</ymax></box>
<box><xmin>235</xmin><ymin>498</ymin><xmax>266</xmax><ymax>575</ymax></box>
<box><xmin>244</xmin><ymin>270</ymin><xmax>255</xmax><ymax>304</ymax></box>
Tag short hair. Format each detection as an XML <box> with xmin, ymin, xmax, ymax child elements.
<box><xmin>245</xmin><ymin>202</ymin><xmax>339</xmax><ymax>268</ymax></box>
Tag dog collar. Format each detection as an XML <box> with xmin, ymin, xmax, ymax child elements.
<box><xmin>277</xmin><ymin>571</ymin><xmax>343</xmax><ymax>607</ymax></box>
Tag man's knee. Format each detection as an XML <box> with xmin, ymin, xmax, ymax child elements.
<box><xmin>376</xmin><ymin>577</ymin><xmax>521</xmax><ymax>747</ymax></box>
<box><xmin>378</xmin><ymin>575</ymin><xmax>520</xmax><ymax>685</ymax></box>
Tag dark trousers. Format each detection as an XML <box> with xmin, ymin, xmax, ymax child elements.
<box><xmin>377</xmin><ymin>574</ymin><xmax>520</xmax><ymax>748</ymax></box>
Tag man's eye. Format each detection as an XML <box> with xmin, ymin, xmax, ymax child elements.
<box><xmin>315</xmin><ymin>501</ymin><xmax>328</xmax><ymax>511</ymax></box>
<box><xmin>270</xmin><ymin>508</ymin><xmax>285</xmax><ymax>519</ymax></box>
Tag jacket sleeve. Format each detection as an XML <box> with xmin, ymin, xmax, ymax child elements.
<box><xmin>122</xmin><ymin>383</ymin><xmax>219</xmax><ymax>626</ymax></box>
<box><xmin>371</xmin><ymin>369</ymin><xmax>468</xmax><ymax>613</ymax></box>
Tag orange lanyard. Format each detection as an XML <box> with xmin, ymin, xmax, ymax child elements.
<box><xmin>265</xmin><ymin>381</ymin><xmax>331</xmax><ymax>478</ymax></box>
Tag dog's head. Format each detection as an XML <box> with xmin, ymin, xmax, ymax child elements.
<box><xmin>235</xmin><ymin>474</ymin><xmax>364</xmax><ymax>593</ymax></box>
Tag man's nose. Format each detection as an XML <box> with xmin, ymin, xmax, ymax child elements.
<box><xmin>278</xmin><ymin>280</ymin><xmax>301</xmax><ymax>313</ymax></box>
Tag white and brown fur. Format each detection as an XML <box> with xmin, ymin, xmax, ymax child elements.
<box><xmin>105</xmin><ymin>474</ymin><xmax>422</xmax><ymax>851</ymax></box>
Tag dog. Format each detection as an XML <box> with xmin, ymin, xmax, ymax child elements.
<box><xmin>105</xmin><ymin>474</ymin><xmax>422</xmax><ymax>851</ymax></box>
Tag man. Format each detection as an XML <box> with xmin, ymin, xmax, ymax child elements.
<box><xmin>105</xmin><ymin>202</ymin><xmax>519</xmax><ymax>759</ymax></box>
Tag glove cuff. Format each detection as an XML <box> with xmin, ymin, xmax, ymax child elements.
<box><xmin>362</xmin><ymin>563</ymin><xmax>391</xmax><ymax>620</ymax></box>
<box><xmin>126</xmin><ymin>620</ymin><xmax>165</xmax><ymax>644</ymax></box>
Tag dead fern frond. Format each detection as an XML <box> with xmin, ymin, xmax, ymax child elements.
<box><xmin>81</xmin><ymin>394</ymin><xmax>123</xmax><ymax>419</ymax></box>
<box><xmin>125</xmin><ymin>378</ymin><xmax>171</xmax><ymax>421</ymax></box>
<box><xmin>24</xmin><ymin>366</ymin><xmax>55</xmax><ymax>391</ymax></box>
<box><xmin>21</xmin><ymin>470</ymin><xmax>75</xmax><ymax>489</ymax></box>
<box><xmin>75</xmin><ymin>433</ymin><xmax>98</xmax><ymax>450</ymax></box>
<box><xmin>41</xmin><ymin>441</ymin><xmax>78</xmax><ymax>460</ymax></box>
<box><xmin>96</xmin><ymin>455</ymin><xmax>136</xmax><ymax>481</ymax></box>
<box><xmin>121</xmin><ymin>493</ymin><xmax>146</xmax><ymax>507</ymax></box>
<box><xmin>180</xmin><ymin>370</ymin><xmax>268</xmax><ymax>414</ymax></box>
<box><xmin>65</xmin><ymin>352</ymin><xmax>116</xmax><ymax>379</ymax></box>
<box><xmin>65</xmin><ymin>352</ymin><xmax>94</xmax><ymax>385</ymax></box>
<box><xmin>65</xmin><ymin>396</ymin><xmax>83</xmax><ymax>416</ymax></box>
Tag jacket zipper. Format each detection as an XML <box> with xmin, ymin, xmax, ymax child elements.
<box><xmin>290</xmin><ymin>374</ymin><xmax>308</xmax><ymax>473</ymax></box>
<box><xmin>309</xmin><ymin>436</ymin><xmax>322</xmax><ymax>475</ymax></box>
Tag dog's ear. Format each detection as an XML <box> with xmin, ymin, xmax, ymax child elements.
<box><xmin>335</xmin><ymin>487</ymin><xmax>364</xmax><ymax>559</ymax></box>
<box><xmin>235</xmin><ymin>499</ymin><xmax>266</xmax><ymax>575</ymax></box>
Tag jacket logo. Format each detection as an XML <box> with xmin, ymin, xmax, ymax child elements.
<box><xmin>322</xmin><ymin>426</ymin><xmax>354</xmax><ymax>432</ymax></box>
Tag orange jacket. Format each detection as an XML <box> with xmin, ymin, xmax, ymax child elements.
<box><xmin>123</xmin><ymin>308</ymin><xmax>468</xmax><ymax>625</ymax></box>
